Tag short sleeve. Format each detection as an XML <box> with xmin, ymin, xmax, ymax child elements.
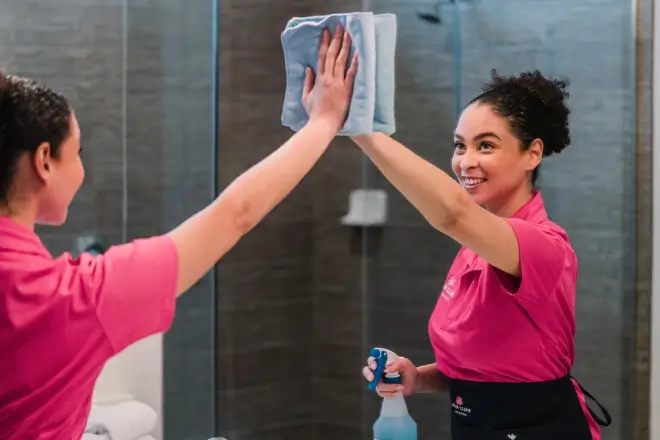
<box><xmin>488</xmin><ymin>218</ymin><xmax>568</xmax><ymax>309</ymax></box>
<box><xmin>72</xmin><ymin>235</ymin><xmax>179</xmax><ymax>354</ymax></box>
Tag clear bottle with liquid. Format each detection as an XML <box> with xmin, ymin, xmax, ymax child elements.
<box><xmin>368</xmin><ymin>348</ymin><xmax>417</xmax><ymax>440</ymax></box>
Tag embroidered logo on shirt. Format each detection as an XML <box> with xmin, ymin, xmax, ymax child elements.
<box><xmin>452</xmin><ymin>396</ymin><xmax>471</xmax><ymax>416</ymax></box>
<box><xmin>507</xmin><ymin>434</ymin><xmax>517</xmax><ymax>440</ymax></box>
<box><xmin>442</xmin><ymin>277</ymin><xmax>457</xmax><ymax>299</ymax></box>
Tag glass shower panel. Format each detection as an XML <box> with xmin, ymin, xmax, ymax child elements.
<box><xmin>125</xmin><ymin>1</ymin><xmax>218</xmax><ymax>439</ymax></box>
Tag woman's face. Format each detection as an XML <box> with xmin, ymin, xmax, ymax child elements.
<box><xmin>35</xmin><ymin>113</ymin><xmax>85</xmax><ymax>225</ymax></box>
<box><xmin>451</xmin><ymin>102</ymin><xmax>542</xmax><ymax>212</ymax></box>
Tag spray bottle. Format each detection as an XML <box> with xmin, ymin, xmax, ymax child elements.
<box><xmin>367</xmin><ymin>347</ymin><xmax>417</xmax><ymax>440</ymax></box>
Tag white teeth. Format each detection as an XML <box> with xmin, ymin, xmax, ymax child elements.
<box><xmin>463</xmin><ymin>178</ymin><xmax>486</xmax><ymax>186</ymax></box>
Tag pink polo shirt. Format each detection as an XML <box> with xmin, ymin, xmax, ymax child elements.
<box><xmin>0</xmin><ymin>217</ymin><xmax>178</xmax><ymax>439</ymax></box>
<box><xmin>428</xmin><ymin>191</ymin><xmax>600</xmax><ymax>439</ymax></box>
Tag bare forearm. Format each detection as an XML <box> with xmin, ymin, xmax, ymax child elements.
<box><xmin>414</xmin><ymin>363</ymin><xmax>449</xmax><ymax>393</ymax></box>
<box><xmin>352</xmin><ymin>134</ymin><xmax>469</xmax><ymax>230</ymax></box>
<box><xmin>168</xmin><ymin>119</ymin><xmax>337</xmax><ymax>295</ymax></box>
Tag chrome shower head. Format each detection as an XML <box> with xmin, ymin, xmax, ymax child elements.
<box><xmin>417</xmin><ymin>0</ymin><xmax>455</xmax><ymax>25</ymax></box>
<box><xmin>417</xmin><ymin>11</ymin><xmax>441</xmax><ymax>23</ymax></box>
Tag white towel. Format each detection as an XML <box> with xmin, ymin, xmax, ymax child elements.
<box><xmin>84</xmin><ymin>400</ymin><xmax>157</xmax><ymax>440</ymax></box>
<box><xmin>81</xmin><ymin>434</ymin><xmax>110</xmax><ymax>440</ymax></box>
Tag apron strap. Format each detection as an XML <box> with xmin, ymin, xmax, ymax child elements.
<box><xmin>570</xmin><ymin>376</ymin><xmax>612</xmax><ymax>427</ymax></box>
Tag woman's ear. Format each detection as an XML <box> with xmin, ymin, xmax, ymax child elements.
<box><xmin>32</xmin><ymin>142</ymin><xmax>52</xmax><ymax>183</ymax></box>
<box><xmin>526</xmin><ymin>138</ymin><xmax>543</xmax><ymax>171</ymax></box>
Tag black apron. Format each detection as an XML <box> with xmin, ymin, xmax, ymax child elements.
<box><xmin>448</xmin><ymin>376</ymin><xmax>611</xmax><ymax>440</ymax></box>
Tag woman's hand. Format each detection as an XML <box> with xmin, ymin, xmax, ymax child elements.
<box><xmin>302</xmin><ymin>25</ymin><xmax>358</xmax><ymax>133</ymax></box>
<box><xmin>362</xmin><ymin>354</ymin><xmax>418</xmax><ymax>398</ymax></box>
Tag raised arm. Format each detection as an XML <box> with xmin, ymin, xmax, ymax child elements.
<box><xmin>169</xmin><ymin>119</ymin><xmax>332</xmax><ymax>295</ymax></box>
<box><xmin>351</xmin><ymin>133</ymin><xmax>521</xmax><ymax>276</ymax></box>
<box><xmin>170</xmin><ymin>26</ymin><xmax>357</xmax><ymax>295</ymax></box>
<box><xmin>71</xmin><ymin>26</ymin><xmax>358</xmax><ymax>357</ymax></box>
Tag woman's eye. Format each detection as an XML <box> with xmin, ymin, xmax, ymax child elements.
<box><xmin>453</xmin><ymin>142</ymin><xmax>465</xmax><ymax>150</ymax></box>
<box><xmin>479</xmin><ymin>142</ymin><xmax>493</xmax><ymax>150</ymax></box>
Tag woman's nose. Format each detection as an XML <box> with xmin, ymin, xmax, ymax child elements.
<box><xmin>460</xmin><ymin>151</ymin><xmax>479</xmax><ymax>170</ymax></box>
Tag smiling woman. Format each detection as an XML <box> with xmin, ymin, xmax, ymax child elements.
<box><xmin>355</xmin><ymin>69</ymin><xmax>611</xmax><ymax>440</ymax></box>
<box><xmin>452</xmin><ymin>70</ymin><xmax>571</xmax><ymax>216</ymax></box>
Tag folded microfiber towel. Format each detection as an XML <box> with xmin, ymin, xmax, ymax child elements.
<box><xmin>280</xmin><ymin>12</ymin><xmax>397</xmax><ymax>136</ymax></box>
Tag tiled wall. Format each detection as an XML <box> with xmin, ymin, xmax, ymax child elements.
<box><xmin>216</xmin><ymin>1</ymin><xmax>336</xmax><ymax>439</ymax></box>
<box><xmin>1</xmin><ymin>2</ymin><xmax>217</xmax><ymax>440</ymax></box>
<box><xmin>127</xmin><ymin>3</ymin><xmax>217</xmax><ymax>440</ymax></box>
<box><xmin>0</xmin><ymin>0</ymin><xmax>126</xmax><ymax>257</ymax></box>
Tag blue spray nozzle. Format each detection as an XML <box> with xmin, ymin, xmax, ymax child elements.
<box><xmin>368</xmin><ymin>347</ymin><xmax>402</xmax><ymax>391</ymax></box>
<box><xmin>368</xmin><ymin>348</ymin><xmax>387</xmax><ymax>391</ymax></box>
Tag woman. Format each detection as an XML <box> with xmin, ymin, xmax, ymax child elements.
<box><xmin>0</xmin><ymin>26</ymin><xmax>355</xmax><ymax>439</ymax></box>
<box><xmin>336</xmin><ymin>70</ymin><xmax>612</xmax><ymax>439</ymax></box>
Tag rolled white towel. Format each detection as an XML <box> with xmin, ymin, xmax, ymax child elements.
<box><xmin>84</xmin><ymin>400</ymin><xmax>157</xmax><ymax>440</ymax></box>
<box><xmin>81</xmin><ymin>434</ymin><xmax>110</xmax><ymax>440</ymax></box>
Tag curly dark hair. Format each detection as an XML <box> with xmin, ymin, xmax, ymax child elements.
<box><xmin>469</xmin><ymin>69</ymin><xmax>571</xmax><ymax>184</ymax></box>
<box><xmin>0</xmin><ymin>71</ymin><xmax>71</xmax><ymax>205</ymax></box>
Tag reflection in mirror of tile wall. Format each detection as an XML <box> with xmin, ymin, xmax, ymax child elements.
<box><xmin>213</xmin><ymin>1</ymin><xmax>650</xmax><ymax>440</ymax></box>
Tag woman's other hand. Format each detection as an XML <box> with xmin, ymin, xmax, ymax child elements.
<box><xmin>362</xmin><ymin>354</ymin><xmax>418</xmax><ymax>398</ymax></box>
